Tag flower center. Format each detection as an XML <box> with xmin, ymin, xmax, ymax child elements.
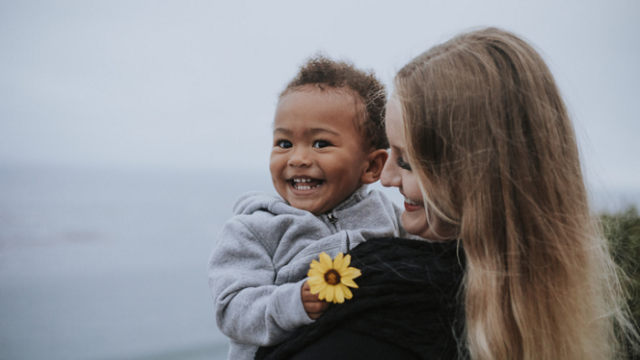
<box><xmin>324</xmin><ymin>269</ymin><xmax>341</xmax><ymax>285</ymax></box>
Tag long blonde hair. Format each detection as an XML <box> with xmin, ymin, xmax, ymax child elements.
<box><xmin>395</xmin><ymin>27</ymin><xmax>636</xmax><ymax>360</ymax></box>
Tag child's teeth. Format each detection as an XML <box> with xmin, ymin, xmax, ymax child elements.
<box><xmin>292</xmin><ymin>182</ymin><xmax>321</xmax><ymax>190</ymax></box>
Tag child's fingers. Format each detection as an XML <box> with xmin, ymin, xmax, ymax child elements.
<box><xmin>306</xmin><ymin>311</ymin><xmax>324</xmax><ymax>320</ymax></box>
<box><xmin>301</xmin><ymin>281</ymin><xmax>321</xmax><ymax>302</ymax></box>
<box><xmin>301</xmin><ymin>281</ymin><xmax>311</xmax><ymax>293</ymax></box>
<box><xmin>303</xmin><ymin>300</ymin><xmax>329</xmax><ymax>314</ymax></box>
<box><xmin>301</xmin><ymin>280</ymin><xmax>330</xmax><ymax>319</ymax></box>
<box><xmin>304</xmin><ymin>298</ymin><xmax>329</xmax><ymax>320</ymax></box>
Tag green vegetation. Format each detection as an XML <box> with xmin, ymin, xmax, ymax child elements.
<box><xmin>601</xmin><ymin>206</ymin><xmax>640</xmax><ymax>337</ymax></box>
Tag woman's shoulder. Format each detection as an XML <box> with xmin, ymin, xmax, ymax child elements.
<box><xmin>350</xmin><ymin>237</ymin><xmax>464</xmax><ymax>266</ymax></box>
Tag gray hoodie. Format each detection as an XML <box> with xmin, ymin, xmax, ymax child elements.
<box><xmin>208</xmin><ymin>186</ymin><xmax>409</xmax><ymax>360</ymax></box>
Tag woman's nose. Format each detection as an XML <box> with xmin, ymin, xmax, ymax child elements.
<box><xmin>381</xmin><ymin>156</ymin><xmax>401</xmax><ymax>187</ymax></box>
<box><xmin>287</xmin><ymin>147</ymin><xmax>312</xmax><ymax>167</ymax></box>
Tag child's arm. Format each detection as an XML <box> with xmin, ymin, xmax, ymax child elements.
<box><xmin>208</xmin><ymin>218</ymin><xmax>314</xmax><ymax>346</ymax></box>
<box><xmin>209</xmin><ymin>216</ymin><xmax>358</xmax><ymax>347</ymax></box>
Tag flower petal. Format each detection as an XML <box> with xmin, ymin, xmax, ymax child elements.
<box><xmin>334</xmin><ymin>284</ymin><xmax>345</xmax><ymax>303</ymax></box>
<box><xmin>340</xmin><ymin>284</ymin><xmax>353</xmax><ymax>299</ymax></box>
<box><xmin>307</xmin><ymin>268</ymin><xmax>323</xmax><ymax>278</ymax></box>
<box><xmin>310</xmin><ymin>259</ymin><xmax>328</xmax><ymax>273</ymax></box>
<box><xmin>324</xmin><ymin>285</ymin><xmax>334</xmax><ymax>303</ymax></box>
<box><xmin>340</xmin><ymin>277</ymin><xmax>359</xmax><ymax>288</ymax></box>
<box><xmin>307</xmin><ymin>276</ymin><xmax>324</xmax><ymax>286</ymax></box>
<box><xmin>318</xmin><ymin>252</ymin><xmax>333</xmax><ymax>272</ymax></box>
<box><xmin>318</xmin><ymin>286</ymin><xmax>327</xmax><ymax>301</ymax></box>
<box><xmin>309</xmin><ymin>281</ymin><xmax>326</xmax><ymax>295</ymax></box>
<box><xmin>341</xmin><ymin>267</ymin><xmax>361</xmax><ymax>279</ymax></box>
<box><xmin>333</xmin><ymin>252</ymin><xmax>344</xmax><ymax>271</ymax></box>
<box><xmin>340</xmin><ymin>254</ymin><xmax>351</xmax><ymax>271</ymax></box>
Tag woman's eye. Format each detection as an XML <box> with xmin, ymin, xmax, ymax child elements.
<box><xmin>396</xmin><ymin>157</ymin><xmax>412</xmax><ymax>171</ymax></box>
<box><xmin>313</xmin><ymin>140</ymin><xmax>331</xmax><ymax>148</ymax></box>
<box><xmin>277</xmin><ymin>140</ymin><xmax>292</xmax><ymax>149</ymax></box>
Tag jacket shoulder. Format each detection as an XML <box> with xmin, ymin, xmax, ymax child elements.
<box><xmin>222</xmin><ymin>193</ymin><xmax>328</xmax><ymax>256</ymax></box>
<box><xmin>232</xmin><ymin>191</ymin><xmax>309</xmax><ymax>217</ymax></box>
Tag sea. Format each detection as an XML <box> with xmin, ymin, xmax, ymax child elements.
<box><xmin>0</xmin><ymin>165</ymin><xmax>638</xmax><ymax>360</ymax></box>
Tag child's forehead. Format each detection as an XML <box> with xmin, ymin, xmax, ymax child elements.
<box><xmin>274</xmin><ymin>89</ymin><xmax>369</xmax><ymax>142</ymax></box>
<box><xmin>276</xmin><ymin>86</ymin><xmax>366</xmax><ymax>124</ymax></box>
<box><xmin>281</xmin><ymin>84</ymin><xmax>362</xmax><ymax>106</ymax></box>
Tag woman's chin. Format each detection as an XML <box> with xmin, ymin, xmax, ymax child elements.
<box><xmin>401</xmin><ymin>208</ymin><xmax>430</xmax><ymax>237</ymax></box>
<box><xmin>401</xmin><ymin>208</ymin><xmax>454</xmax><ymax>241</ymax></box>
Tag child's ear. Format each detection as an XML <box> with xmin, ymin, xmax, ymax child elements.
<box><xmin>360</xmin><ymin>149</ymin><xmax>389</xmax><ymax>184</ymax></box>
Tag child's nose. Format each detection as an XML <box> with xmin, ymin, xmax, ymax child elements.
<box><xmin>288</xmin><ymin>147</ymin><xmax>313</xmax><ymax>167</ymax></box>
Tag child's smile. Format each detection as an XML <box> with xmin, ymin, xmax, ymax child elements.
<box><xmin>289</xmin><ymin>177</ymin><xmax>323</xmax><ymax>191</ymax></box>
<box><xmin>270</xmin><ymin>87</ymin><xmax>371</xmax><ymax>216</ymax></box>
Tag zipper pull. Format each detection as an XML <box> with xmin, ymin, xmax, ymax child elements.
<box><xmin>327</xmin><ymin>213</ymin><xmax>338</xmax><ymax>224</ymax></box>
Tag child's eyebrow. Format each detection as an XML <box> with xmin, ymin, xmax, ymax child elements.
<box><xmin>308</xmin><ymin>128</ymin><xmax>339</xmax><ymax>136</ymax></box>
<box><xmin>273</xmin><ymin>127</ymin><xmax>340</xmax><ymax>136</ymax></box>
<box><xmin>273</xmin><ymin>127</ymin><xmax>292</xmax><ymax>135</ymax></box>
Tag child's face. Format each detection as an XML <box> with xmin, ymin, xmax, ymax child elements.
<box><xmin>270</xmin><ymin>88</ymin><xmax>371</xmax><ymax>215</ymax></box>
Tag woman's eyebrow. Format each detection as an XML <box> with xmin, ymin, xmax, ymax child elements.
<box><xmin>392</xmin><ymin>145</ymin><xmax>404</xmax><ymax>154</ymax></box>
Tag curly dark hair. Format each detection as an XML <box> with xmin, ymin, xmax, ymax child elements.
<box><xmin>280</xmin><ymin>55</ymin><xmax>388</xmax><ymax>150</ymax></box>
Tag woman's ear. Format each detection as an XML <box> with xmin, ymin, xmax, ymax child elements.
<box><xmin>361</xmin><ymin>149</ymin><xmax>389</xmax><ymax>184</ymax></box>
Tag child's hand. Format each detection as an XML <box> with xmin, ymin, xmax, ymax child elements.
<box><xmin>301</xmin><ymin>280</ymin><xmax>329</xmax><ymax>320</ymax></box>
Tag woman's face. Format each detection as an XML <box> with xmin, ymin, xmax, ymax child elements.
<box><xmin>381</xmin><ymin>98</ymin><xmax>446</xmax><ymax>240</ymax></box>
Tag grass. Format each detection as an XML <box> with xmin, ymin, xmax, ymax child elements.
<box><xmin>601</xmin><ymin>206</ymin><xmax>640</xmax><ymax>357</ymax></box>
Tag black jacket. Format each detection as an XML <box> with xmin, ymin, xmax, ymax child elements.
<box><xmin>256</xmin><ymin>237</ymin><xmax>466</xmax><ymax>360</ymax></box>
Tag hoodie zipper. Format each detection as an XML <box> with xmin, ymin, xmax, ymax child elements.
<box><xmin>324</xmin><ymin>212</ymin><xmax>340</xmax><ymax>234</ymax></box>
<box><xmin>327</xmin><ymin>213</ymin><xmax>338</xmax><ymax>224</ymax></box>
<box><xmin>325</xmin><ymin>212</ymin><xmax>350</xmax><ymax>251</ymax></box>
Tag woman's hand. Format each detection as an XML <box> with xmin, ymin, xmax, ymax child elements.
<box><xmin>301</xmin><ymin>280</ymin><xmax>329</xmax><ymax>319</ymax></box>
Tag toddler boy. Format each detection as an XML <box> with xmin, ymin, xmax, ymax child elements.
<box><xmin>208</xmin><ymin>56</ymin><xmax>410</xmax><ymax>360</ymax></box>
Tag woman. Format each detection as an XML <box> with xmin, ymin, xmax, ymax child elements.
<box><xmin>258</xmin><ymin>27</ymin><xmax>637</xmax><ymax>360</ymax></box>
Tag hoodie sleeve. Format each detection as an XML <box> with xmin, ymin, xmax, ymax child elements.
<box><xmin>208</xmin><ymin>217</ymin><xmax>314</xmax><ymax>347</ymax></box>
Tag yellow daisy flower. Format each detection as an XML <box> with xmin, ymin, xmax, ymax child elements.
<box><xmin>307</xmin><ymin>252</ymin><xmax>361</xmax><ymax>304</ymax></box>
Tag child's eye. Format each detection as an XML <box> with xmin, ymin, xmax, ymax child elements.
<box><xmin>396</xmin><ymin>157</ymin><xmax>412</xmax><ymax>171</ymax></box>
<box><xmin>313</xmin><ymin>140</ymin><xmax>332</xmax><ymax>148</ymax></box>
<box><xmin>276</xmin><ymin>140</ymin><xmax>292</xmax><ymax>149</ymax></box>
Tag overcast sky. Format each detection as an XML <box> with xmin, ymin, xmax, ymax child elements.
<box><xmin>0</xmin><ymin>0</ymin><xmax>638</xmax><ymax>191</ymax></box>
